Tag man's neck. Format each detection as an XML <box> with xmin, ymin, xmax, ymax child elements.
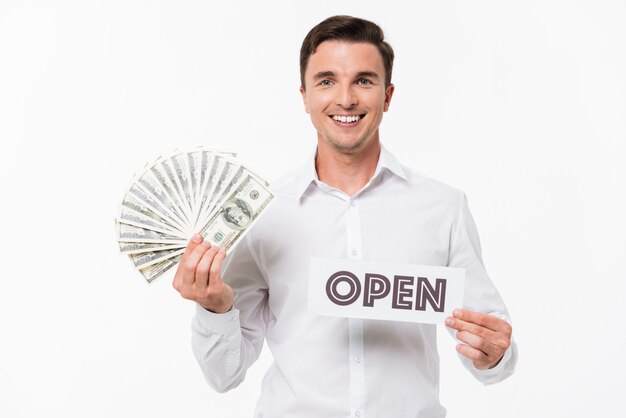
<box><xmin>315</xmin><ymin>140</ymin><xmax>381</xmax><ymax>197</ymax></box>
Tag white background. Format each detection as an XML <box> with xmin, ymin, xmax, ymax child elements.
<box><xmin>1</xmin><ymin>1</ymin><xmax>624</xmax><ymax>417</ymax></box>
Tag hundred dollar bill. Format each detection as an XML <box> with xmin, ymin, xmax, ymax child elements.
<box><xmin>197</xmin><ymin>150</ymin><xmax>210</xmax><ymax>205</ymax></box>
<box><xmin>209</xmin><ymin>165</ymin><xmax>270</xmax><ymax>218</ymax></box>
<box><xmin>129</xmin><ymin>247</ymin><xmax>186</xmax><ymax>270</ymax></box>
<box><xmin>199</xmin><ymin>172</ymin><xmax>274</xmax><ymax>253</ymax></box>
<box><xmin>171</xmin><ymin>151</ymin><xmax>194</xmax><ymax>216</ymax></box>
<box><xmin>202</xmin><ymin>156</ymin><xmax>234</xmax><ymax>215</ymax></box>
<box><xmin>126</xmin><ymin>182</ymin><xmax>186</xmax><ymax>232</ymax></box>
<box><xmin>121</xmin><ymin>193</ymin><xmax>184</xmax><ymax>233</ymax></box>
<box><xmin>119</xmin><ymin>241</ymin><xmax>185</xmax><ymax>255</ymax></box>
<box><xmin>148</xmin><ymin>159</ymin><xmax>191</xmax><ymax>225</ymax></box>
<box><xmin>117</xmin><ymin>222</ymin><xmax>187</xmax><ymax>244</ymax></box>
<box><xmin>137</xmin><ymin>168</ymin><xmax>189</xmax><ymax>228</ymax></box>
<box><xmin>139</xmin><ymin>254</ymin><xmax>183</xmax><ymax>283</ymax></box>
<box><xmin>204</xmin><ymin>160</ymin><xmax>240</xmax><ymax>219</ymax></box>
<box><xmin>187</xmin><ymin>148</ymin><xmax>201</xmax><ymax>210</ymax></box>
<box><xmin>194</xmin><ymin>153</ymin><xmax>225</xmax><ymax>229</ymax></box>
<box><xmin>197</xmin><ymin>150</ymin><xmax>237</xmax><ymax>202</ymax></box>
<box><xmin>117</xmin><ymin>207</ymin><xmax>186</xmax><ymax>238</ymax></box>
<box><xmin>158</xmin><ymin>156</ymin><xmax>193</xmax><ymax>221</ymax></box>
<box><xmin>199</xmin><ymin>157</ymin><xmax>260</xmax><ymax>226</ymax></box>
<box><xmin>191</xmin><ymin>148</ymin><xmax>236</xmax><ymax>214</ymax></box>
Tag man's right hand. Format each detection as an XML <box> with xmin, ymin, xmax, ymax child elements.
<box><xmin>172</xmin><ymin>233</ymin><xmax>234</xmax><ymax>313</ymax></box>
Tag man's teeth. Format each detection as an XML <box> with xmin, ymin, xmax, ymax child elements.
<box><xmin>332</xmin><ymin>115</ymin><xmax>361</xmax><ymax>123</ymax></box>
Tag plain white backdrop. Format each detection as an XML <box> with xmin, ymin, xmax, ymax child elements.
<box><xmin>1</xmin><ymin>1</ymin><xmax>624</xmax><ymax>417</ymax></box>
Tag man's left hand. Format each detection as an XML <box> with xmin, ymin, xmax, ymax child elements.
<box><xmin>445</xmin><ymin>308</ymin><xmax>512</xmax><ymax>370</ymax></box>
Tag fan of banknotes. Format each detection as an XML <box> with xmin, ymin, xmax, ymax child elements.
<box><xmin>116</xmin><ymin>147</ymin><xmax>274</xmax><ymax>283</ymax></box>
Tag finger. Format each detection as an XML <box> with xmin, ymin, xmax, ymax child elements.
<box><xmin>445</xmin><ymin>316</ymin><xmax>498</xmax><ymax>341</ymax></box>
<box><xmin>194</xmin><ymin>246</ymin><xmax>220</xmax><ymax>290</ymax></box>
<box><xmin>184</xmin><ymin>233</ymin><xmax>204</xmax><ymax>257</ymax></box>
<box><xmin>452</xmin><ymin>309</ymin><xmax>512</xmax><ymax>334</ymax></box>
<box><xmin>456</xmin><ymin>343</ymin><xmax>489</xmax><ymax>366</ymax></box>
<box><xmin>173</xmin><ymin>233</ymin><xmax>203</xmax><ymax>289</ymax></box>
<box><xmin>456</xmin><ymin>330</ymin><xmax>489</xmax><ymax>357</ymax></box>
<box><xmin>448</xmin><ymin>316</ymin><xmax>512</xmax><ymax>358</ymax></box>
<box><xmin>182</xmin><ymin>239</ymin><xmax>212</xmax><ymax>286</ymax></box>
<box><xmin>208</xmin><ymin>249</ymin><xmax>227</xmax><ymax>289</ymax></box>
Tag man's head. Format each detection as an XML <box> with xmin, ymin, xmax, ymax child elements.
<box><xmin>299</xmin><ymin>16</ymin><xmax>395</xmax><ymax>155</ymax></box>
<box><xmin>300</xmin><ymin>15</ymin><xmax>394</xmax><ymax>91</ymax></box>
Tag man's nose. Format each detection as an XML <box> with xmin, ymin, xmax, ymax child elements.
<box><xmin>335</xmin><ymin>84</ymin><xmax>358</xmax><ymax>108</ymax></box>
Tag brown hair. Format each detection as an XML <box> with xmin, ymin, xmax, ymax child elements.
<box><xmin>300</xmin><ymin>15</ymin><xmax>394</xmax><ymax>90</ymax></box>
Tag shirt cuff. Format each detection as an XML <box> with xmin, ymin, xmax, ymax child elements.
<box><xmin>193</xmin><ymin>303</ymin><xmax>241</xmax><ymax>336</ymax></box>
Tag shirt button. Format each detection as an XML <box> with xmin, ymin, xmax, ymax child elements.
<box><xmin>350</xmin><ymin>201</ymin><xmax>356</xmax><ymax>207</ymax></box>
<box><xmin>351</xmin><ymin>249</ymin><xmax>357</xmax><ymax>256</ymax></box>
<box><xmin>354</xmin><ymin>356</ymin><xmax>361</xmax><ymax>363</ymax></box>
<box><xmin>355</xmin><ymin>410</ymin><xmax>361</xmax><ymax>417</ymax></box>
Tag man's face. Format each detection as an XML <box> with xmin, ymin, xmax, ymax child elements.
<box><xmin>300</xmin><ymin>40</ymin><xmax>394</xmax><ymax>155</ymax></box>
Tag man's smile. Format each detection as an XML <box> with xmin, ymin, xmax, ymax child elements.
<box><xmin>330</xmin><ymin>113</ymin><xmax>366</xmax><ymax>125</ymax></box>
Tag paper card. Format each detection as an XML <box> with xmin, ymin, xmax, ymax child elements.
<box><xmin>308</xmin><ymin>257</ymin><xmax>465</xmax><ymax>325</ymax></box>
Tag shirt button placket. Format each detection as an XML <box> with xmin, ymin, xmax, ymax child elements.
<box><xmin>347</xmin><ymin>198</ymin><xmax>365</xmax><ymax>417</ymax></box>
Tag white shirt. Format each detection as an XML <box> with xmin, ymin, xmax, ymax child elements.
<box><xmin>191</xmin><ymin>146</ymin><xmax>517</xmax><ymax>418</ymax></box>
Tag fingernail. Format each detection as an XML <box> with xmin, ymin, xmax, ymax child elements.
<box><xmin>192</xmin><ymin>233</ymin><xmax>202</xmax><ymax>243</ymax></box>
<box><xmin>201</xmin><ymin>239</ymin><xmax>211</xmax><ymax>247</ymax></box>
<box><xmin>453</xmin><ymin>309</ymin><xmax>462</xmax><ymax>318</ymax></box>
<box><xmin>445</xmin><ymin>317</ymin><xmax>454</xmax><ymax>326</ymax></box>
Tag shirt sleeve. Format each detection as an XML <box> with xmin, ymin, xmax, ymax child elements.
<box><xmin>447</xmin><ymin>193</ymin><xmax>518</xmax><ymax>384</ymax></box>
<box><xmin>190</xmin><ymin>233</ymin><xmax>269</xmax><ymax>392</ymax></box>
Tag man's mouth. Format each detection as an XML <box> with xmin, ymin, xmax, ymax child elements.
<box><xmin>330</xmin><ymin>114</ymin><xmax>365</xmax><ymax>124</ymax></box>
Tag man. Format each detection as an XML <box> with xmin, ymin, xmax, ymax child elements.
<box><xmin>173</xmin><ymin>15</ymin><xmax>517</xmax><ymax>417</ymax></box>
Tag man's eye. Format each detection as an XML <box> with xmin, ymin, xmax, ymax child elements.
<box><xmin>357</xmin><ymin>79</ymin><xmax>371</xmax><ymax>85</ymax></box>
<box><xmin>320</xmin><ymin>80</ymin><xmax>332</xmax><ymax>87</ymax></box>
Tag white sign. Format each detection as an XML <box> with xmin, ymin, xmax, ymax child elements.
<box><xmin>308</xmin><ymin>257</ymin><xmax>465</xmax><ymax>325</ymax></box>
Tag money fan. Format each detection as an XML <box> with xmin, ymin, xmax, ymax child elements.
<box><xmin>116</xmin><ymin>147</ymin><xmax>274</xmax><ymax>282</ymax></box>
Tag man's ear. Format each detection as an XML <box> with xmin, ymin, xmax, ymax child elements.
<box><xmin>384</xmin><ymin>83</ymin><xmax>395</xmax><ymax>112</ymax></box>
<box><xmin>300</xmin><ymin>86</ymin><xmax>310</xmax><ymax>114</ymax></box>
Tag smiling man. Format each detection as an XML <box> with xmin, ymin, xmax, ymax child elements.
<box><xmin>173</xmin><ymin>15</ymin><xmax>517</xmax><ymax>417</ymax></box>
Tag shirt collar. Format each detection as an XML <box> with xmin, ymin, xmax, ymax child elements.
<box><xmin>295</xmin><ymin>144</ymin><xmax>408</xmax><ymax>199</ymax></box>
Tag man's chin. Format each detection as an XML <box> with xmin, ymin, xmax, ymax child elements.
<box><xmin>326</xmin><ymin>137</ymin><xmax>369</xmax><ymax>155</ymax></box>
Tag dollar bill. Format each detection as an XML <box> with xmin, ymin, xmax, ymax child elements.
<box><xmin>126</xmin><ymin>182</ymin><xmax>186</xmax><ymax>232</ymax></box>
<box><xmin>149</xmin><ymin>159</ymin><xmax>191</xmax><ymax>226</ymax></box>
<box><xmin>197</xmin><ymin>150</ymin><xmax>210</xmax><ymax>204</ymax></box>
<box><xmin>129</xmin><ymin>247</ymin><xmax>186</xmax><ymax>270</ymax></box>
<box><xmin>117</xmin><ymin>222</ymin><xmax>187</xmax><ymax>244</ymax></box>
<box><xmin>139</xmin><ymin>254</ymin><xmax>183</xmax><ymax>283</ymax></box>
<box><xmin>192</xmin><ymin>149</ymin><xmax>235</xmax><ymax>216</ymax></box>
<box><xmin>117</xmin><ymin>207</ymin><xmax>187</xmax><ymax>238</ymax></box>
<box><xmin>205</xmin><ymin>160</ymin><xmax>241</xmax><ymax>219</ymax></box>
<box><xmin>209</xmin><ymin>165</ymin><xmax>270</xmax><ymax>217</ymax></box>
<box><xmin>199</xmin><ymin>172</ymin><xmax>274</xmax><ymax>253</ymax></box>
<box><xmin>187</xmin><ymin>148</ymin><xmax>201</xmax><ymax>209</ymax></box>
<box><xmin>121</xmin><ymin>193</ymin><xmax>184</xmax><ymax>233</ymax></box>
<box><xmin>137</xmin><ymin>168</ymin><xmax>189</xmax><ymax>228</ymax></box>
<box><xmin>171</xmin><ymin>151</ymin><xmax>194</xmax><ymax>216</ymax></box>
<box><xmin>119</xmin><ymin>241</ymin><xmax>185</xmax><ymax>255</ymax></box>
<box><xmin>194</xmin><ymin>153</ymin><xmax>225</xmax><ymax>229</ymax></box>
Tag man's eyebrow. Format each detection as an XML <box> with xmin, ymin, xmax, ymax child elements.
<box><xmin>312</xmin><ymin>71</ymin><xmax>335</xmax><ymax>80</ymax></box>
<box><xmin>355</xmin><ymin>71</ymin><xmax>380</xmax><ymax>79</ymax></box>
<box><xmin>311</xmin><ymin>71</ymin><xmax>381</xmax><ymax>81</ymax></box>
